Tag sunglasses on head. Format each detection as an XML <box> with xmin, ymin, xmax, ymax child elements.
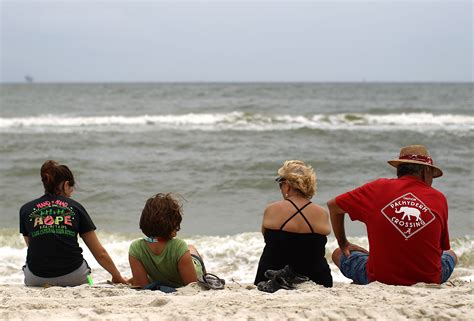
<box><xmin>275</xmin><ymin>176</ymin><xmax>286</xmax><ymax>187</ymax></box>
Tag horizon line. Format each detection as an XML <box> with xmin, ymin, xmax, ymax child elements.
<box><xmin>1</xmin><ymin>80</ymin><xmax>473</xmax><ymax>85</ymax></box>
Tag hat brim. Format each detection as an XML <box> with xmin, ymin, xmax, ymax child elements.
<box><xmin>387</xmin><ymin>160</ymin><xmax>443</xmax><ymax>178</ymax></box>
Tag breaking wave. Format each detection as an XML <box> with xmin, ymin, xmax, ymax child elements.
<box><xmin>0</xmin><ymin>112</ymin><xmax>472</xmax><ymax>133</ymax></box>
<box><xmin>0</xmin><ymin>230</ymin><xmax>472</xmax><ymax>284</ymax></box>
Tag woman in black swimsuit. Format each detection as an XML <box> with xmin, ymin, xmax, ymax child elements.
<box><xmin>254</xmin><ymin>160</ymin><xmax>333</xmax><ymax>287</ymax></box>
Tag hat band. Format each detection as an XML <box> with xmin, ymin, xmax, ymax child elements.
<box><xmin>399</xmin><ymin>154</ymin><xmax>433</xmax><ymax>165</ymax></box>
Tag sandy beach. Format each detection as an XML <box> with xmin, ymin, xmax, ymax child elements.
<box><xmin>0</xmin><ymin>279</ymin><xmax>472</xmax><ymax>321</ymax></box>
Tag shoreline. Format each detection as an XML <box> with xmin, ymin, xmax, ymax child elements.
<box><xmin>0</xmin><ymin>280</ymin><xmax>472</xmax><ymax>320</ymax></box>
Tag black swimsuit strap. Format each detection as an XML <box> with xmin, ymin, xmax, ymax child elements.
<box><xmin>279</xmin><ymin>199</ymin><xmax>314</xmax><ymax>233</ymax></box>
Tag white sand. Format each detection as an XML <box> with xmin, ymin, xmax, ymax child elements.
<box><xmin>0</xmin><ymin>280</ymin><xmax>472</xmax><ymax>320</ymax></box>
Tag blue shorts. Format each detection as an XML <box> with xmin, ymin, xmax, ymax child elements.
<box><xmin>339</xmin><ymin>251</ymin><xmax>456</xmax><ymax>285</ymax></box>
<box><xmin>339</xmin><ymin>251</ymin><xmax>369</xmax><ymax>285</ymax></box>
<box><xmin>440</xmin><ymin>251</ymin><xmax>456</xmax><ymax>283</ymax></box>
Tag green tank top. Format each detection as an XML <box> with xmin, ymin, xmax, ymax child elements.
<box><xmin>129</xmin><ymin>238</ymin><xmax>202</xmax><ymax>288</ymax></box>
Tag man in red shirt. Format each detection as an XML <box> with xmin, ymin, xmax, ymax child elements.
<box><xmin>327</xmin><ymin>145</ymin><xmax>457</xmax><ymax>285</ymax></box>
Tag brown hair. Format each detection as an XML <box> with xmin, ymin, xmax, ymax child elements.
<box><xmin>40</xmin><ymin>160</ymin><xmax>75</xmax><ymax>195</ymax></box>
<box><xmin>139</xmin><ymin>193</ymin><xmax>183</xmax><ymax>240</ymax></box>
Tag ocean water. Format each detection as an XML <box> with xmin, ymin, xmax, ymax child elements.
<box><xmin>0</xmin><ymin>83</ymin><xmax>473</xmax><ymax>283</ymax></box>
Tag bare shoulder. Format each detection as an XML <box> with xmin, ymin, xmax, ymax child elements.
<box><xmin>310</xmin><ymin>203</ymin><xmax>329</xmax><ymax>215</ymax></box>
<box><xmin>264</xmin><ymin>200</ymin><xmax>287</xmax><ymax>214</ymax></box>
<box><xmin>306</xmin><ymin>202</ymin><xmax>331</xmax><ymax>235</ymax></box>
<box><xmin>263</xmin><ymin>200</ymin><xmax>287</xmax><ymax>229</ymax></box>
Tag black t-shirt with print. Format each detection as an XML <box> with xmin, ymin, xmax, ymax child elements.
<box><xmin>19</xmin><ymin>194</ymin><xmax>96</xmax><ymax>278</ymax></box>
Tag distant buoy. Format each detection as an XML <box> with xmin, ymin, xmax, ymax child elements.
<box><xmin>25</xmin><ymin>75</ymin><xmax>34</xmax><ymax>83</ymax></box>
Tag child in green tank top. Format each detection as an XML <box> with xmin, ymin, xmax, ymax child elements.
<box><xmin>128</xmin><ymin>193</ymin><xmax>205</xmax><ymax>288</ymax></box>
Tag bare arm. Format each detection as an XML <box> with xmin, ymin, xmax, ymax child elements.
<box><xmin>23</xmin><ymin>236</ymin><xmax>29</xmax><ymax>247</ymax></box>
<box><xmin>81</xmin><ymin>230</ymin><xmax>128</xmax><ymax>284</ymax></box>
<box><xmin>327</xmin><ymin>198</ymin><xmax>368</xmax><ymax>256</ymax></box>
<box><xmin>327</xmin><ymin>198</ymin><xmax>348</xmax><ymax>248</ymax></box>
<box><xmin>261</xmin><ymin>205</ymin><xmax>272</xmax><ymax>235</ymax></box>
<box><xmin>177</xmin><ymin>251</ymin><xmax>198</xmax><ymax>285</ymax></box>
<box><xmin>261</xmin><ymin>208</ymin><xmax>268</xmax><ymax>235</ymax></box>
<box><xmin>313</xmin><ymin>206</ymin><xmax>332</xmax><ymax>235</ymax></box>
<box><xmin>128</xmin><ymin>255</ymin><xmax>149</xmax><ymax>287</ymax></box>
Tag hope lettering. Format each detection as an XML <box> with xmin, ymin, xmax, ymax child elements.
<box><xmin>34</xmin><ymin>215</ymin><xmax>72</xmax><ymax>227</ymax></box>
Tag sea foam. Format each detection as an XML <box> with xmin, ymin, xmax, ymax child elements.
<box><xmin>0</xmin><ymin>112</ymin><xmax>472</xmax><ymax>133</ymax></box>
<box><xmin>1</xmin><ymin>231</ymin><xmax>472</xmax><ymax>284</ymax></box>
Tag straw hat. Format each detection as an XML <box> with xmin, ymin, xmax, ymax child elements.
<box><xmin>387</xmin><ymin>145</ymin><xmax>443</xmax><ymax>178</ymax></box>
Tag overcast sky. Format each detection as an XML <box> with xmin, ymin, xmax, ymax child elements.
<box><xmin>1</xmin><ymin>0</ymin><xmax>472</xmax><ymax>82</ymax></box>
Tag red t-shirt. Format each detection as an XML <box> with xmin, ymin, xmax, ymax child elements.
<box><xmin>335</xmin><ymin>176</ymin><xmax>450</xmax><ymax>285</ymax></box>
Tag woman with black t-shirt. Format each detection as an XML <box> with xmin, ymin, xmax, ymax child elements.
<box><xmin>19</xmin><ymin>160</ymin><xmax>127</xmax><ymax>286</ymax></box>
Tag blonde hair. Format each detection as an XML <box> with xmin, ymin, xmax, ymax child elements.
<box><xmin>277</xmin><ymin>160</ymin><xmax>316</xmax><ymax>199</ymax></box>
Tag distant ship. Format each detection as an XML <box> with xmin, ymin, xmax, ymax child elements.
<box><xmin>24</xmin><ymin>75</ymin><xmax>34</xmax><ymax>83</ymax></box>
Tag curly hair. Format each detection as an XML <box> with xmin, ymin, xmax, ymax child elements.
<box><xmin>277</xmin><ymin>160</ymin><xmax>316</xmax><ymax>199</ymax></box>
<box><xmin>40</xmin><ymin>160</ymin><xmax>75</xmax><ymax>195</ymax></box>
<box><xmin>139</xmin><ymin>193</ymin><xmax>183</xmax><ymax>240</ymax></box>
